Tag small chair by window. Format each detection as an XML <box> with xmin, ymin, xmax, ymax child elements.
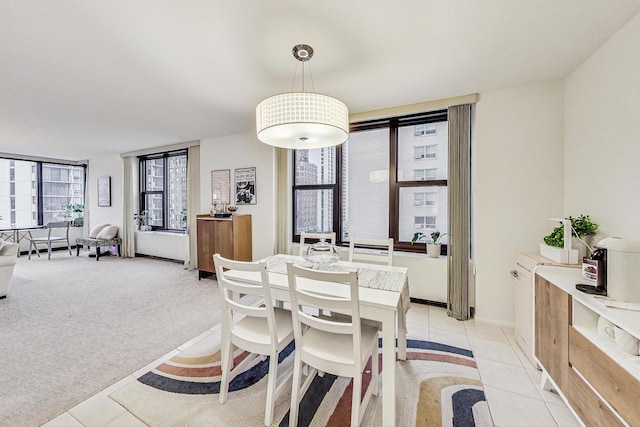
<box><xmin>286</xmin><ymin>262</ymin><xmax>379</xmax><ymax>427</ymax></box>
<box><xmin>298</xmin><ymin>231</ymin><xmax>337</xmax><ymax>257</ymax></box>
<box><xmin>348</xmin><ymin>237</ymin><xmax>394</xmax><ymax>266</ymax></box>
<box><xmin>27</xmin><ymin>221</ymin><xmax>72</xmax><ymax>260</ymax></box>
<box><xmin>213</xmin><ymin>254</ymin><xmax>294</xmax><ymax>427</ymax></box>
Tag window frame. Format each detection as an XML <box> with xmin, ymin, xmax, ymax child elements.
<box><xmin>292</xmin><ymin>110</ymin><xmax>448</xmax><ymax>253</ymax></box>
<box><xmin>138</xmin><ymin>149</ymin><xmax>188</xmax><ymax>232</ymax></box>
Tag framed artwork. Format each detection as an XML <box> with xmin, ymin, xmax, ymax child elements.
<box><xmin>97</xmin><ymin>176</ymin><xmax>111</xmax><ymax>207</ymax></box>
<box><xmin>211</xmin><ymin>169</ymin><xmax>231</xmax><ymax>204</ymax></box>
<box><xmin>235</xmin><ymin>167</ymin><xmax>256</xmax><ymax>205</ymax></box>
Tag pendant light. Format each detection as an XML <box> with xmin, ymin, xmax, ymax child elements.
<box><xmin>256</xmin><ymin>44</ymin><xmax>349</xmax><ymax>149</ymax></box>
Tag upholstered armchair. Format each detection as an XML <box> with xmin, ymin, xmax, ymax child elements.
<box><xmin>0</xmin><ymin>242</ymin><xmax>19</xmax><ymax>299</ymax></box>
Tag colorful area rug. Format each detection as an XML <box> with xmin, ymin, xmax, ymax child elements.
<box><xmin>110</xmin><ymin>327</ymin><xmax>493</xmax><ymax>426</ymax></box>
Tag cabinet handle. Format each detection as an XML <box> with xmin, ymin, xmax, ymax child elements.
<box><xmin>510</xmin><ymin>270</ymin><xmax>519</xmax><ymax>278</ymax></box>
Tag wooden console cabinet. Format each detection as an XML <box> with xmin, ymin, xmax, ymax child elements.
<box><xmin>534</xmin><ymin>267</ymin><xmax>640</xmax><ymax>426</ymax></box>
<box><xmin>196</xmin><ymin>214</ymin><xmax>252</xmax><ymax>279</ymax></box>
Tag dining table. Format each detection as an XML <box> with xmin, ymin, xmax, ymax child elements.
<box><xmin>224</xmin><ymin>253</ymin><xmax>410</xmax><ymax>426</ymax></box>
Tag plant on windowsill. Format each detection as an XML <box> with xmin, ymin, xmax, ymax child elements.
<box><xmin>65</xmin><ymin>203</ymin><xmax>84</xmax><ymax>226</ymax></box>
<box><xmin>134</xmin><ymin>211</ymin><xmax>152</xmax><ymax>231</ymax></box>
<box><xmin>411</xmin><ymin>230</ymin><xmax>448</xmax><ymax>258</ymax></box>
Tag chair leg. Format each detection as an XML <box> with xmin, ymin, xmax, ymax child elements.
<box><xmin>351</xmin><ymin>374</ymin><xmax>362</xmax><ymax>427</ymax></box>
<box><xmin>263</xmin><ymin>353</ymin><xmax>278</xmax><ymax>426</ymax></box>
<box><xmin>219</xmin><ymin>340</ymin><xmax>233</xmax><ymax>404</ymax></box>
<box><xmin>47</xmin><ymin>242</ymin><xmax>51</xmax><ymax>260</ymax></box>
<box><xmin>372</xmin><ymin>343</ymin><xmax>379</xmax><ymax>397</ymax></box>
<box><xmin>67</xmin><ymin>240</ymin><xmax>72</xmax><ymax>256</ymax></box>
<box><xmin>289</xmin><ymin>352</ymin><xmax>303</xmax><ymax>427</ymax></box>
<box><xmin>28</xmin><ymin>242</ymin><xmax>32</xmax><ymax>260</ymax></box>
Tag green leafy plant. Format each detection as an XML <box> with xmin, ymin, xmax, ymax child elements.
<box><xmin>65</xmin><ymin>203</ymin><xmax>84</xmax><ymax>214</ymax></box>
<box><xmin>412</xmin><ymin>231</ymin><xmax>447</xmax><ymax>244</ymax></box>
<box><xmin>543</xmin><ymin>215</ymin><xmax>598</xmax><ymax>248</ymax></box>
<box><xmin>134</xmin><ymin>210</ymin><xmax>151</xmax><ymax>227</ymax></box>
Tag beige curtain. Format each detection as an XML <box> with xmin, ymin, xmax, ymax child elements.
<box><xmin>447</xmin><ymin>104</ymin><xmax>472</xmax><ymax>320</ymax></box>
<box><xmin>275</xmin><ymin>148</ymin><xmax>290</xmax><ymax>255</ymax></box>
<box><xmin>121</xmin><ymin>156</ymin><xmax>136</xmax><ymax>258</ymax></box>
<box><xmin>186</xmin><ymin>145</ymin><xmax>200</xmax><ymax>268</ymax></box>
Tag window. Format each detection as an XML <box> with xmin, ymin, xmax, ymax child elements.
<box><xmin>413</xmin><ymin>144</ymin><xmax>436</xmax><ymax>159</ymax></box>
<box><xmin>0</xmin><ymin>159</ymin><xmax>85</xmax><ymax>228</ymax></box>
<box><xmin>414</xmin><ymin>123</ymin><xmax>437</xmax><ymax>136</ymax></box>
<box><xmin>413</xmin><ymin>168</ymin><xmax>437</xmax><ymax>180</ymax></box>
<box><xmin>414</xmin><ymin>216</ymin><xmax>436</xmax><ymax>229</ymax></box>
<box><xmin>414</xmin><ymin>191</ymin><xmax>437</xmax><ymax>206</ymax></box>
<box><xmin>139</xmin><ymin>150</ymin><xmax>187</xmax><ymax>231</ymax></box>
<box><xmin>293</xmin><ymin>109</ymin><xmax>449</xmax><ymax>252</ymax></box>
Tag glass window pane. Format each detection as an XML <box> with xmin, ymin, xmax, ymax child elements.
<box><xmin>295</xmin><ymin>147</ymin><xmax>336</xmax><ymax>185</ymax></box>
<box><xmin>145</xmin><ymin>159</ymin><xmax>164</xmax><ymax>191</ymax></box>
<box><xmin>146</xmin><ymin>194</ymin><xmax>163</xmax><ymax>227</ymax></box>
<box><xmin>397</xmin><ymin>121</ymin><xmax>448</xmax><ymax>181</ymax></box>
<box><xmin>168</xmin><ymin>155</ymin><xmax>187</xmax><ymax>229</ymax></box>
<box><xmin>342</xmin><ymin>129</ymin><xmax>389</xmax><ymax>241</ymax></box>
<box><xmin>398</xmin><ymin>186</ymin><xmax>448</xmax><ymax>243</ymax></box>
<box><xmin>294</xmin><ymin>189</ymin><xmax>333</xmax><ymax>235</ymax></box>
<box><xmin>41</xmin><ymin>164</ymin><xmax>85</xmax><ymax>224</ymax></box>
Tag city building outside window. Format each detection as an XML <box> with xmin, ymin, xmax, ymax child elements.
<box><xmin>292</xmin><ymin>110</ymin><xmax>449</xmax><ymax>252</ymax></box>
<box><xmin>139</xmin><ymin>150</ymin><xmax>187</xmax><ymax>231</ymax></box>
<box><xmin>0</xmin><ymin>159</ymin><xmax>85</xmax><ymax>228</ymax></box>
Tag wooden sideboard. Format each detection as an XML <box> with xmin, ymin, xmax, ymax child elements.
<box><xmin>534</xmin><ymin>267</ymin><xmax>640</xmax><ymax>425</ymax></box>
<box><xmin>196</xmin><ymin>214</ymin><xmax>252</xmax><ymax>279</ymax></box>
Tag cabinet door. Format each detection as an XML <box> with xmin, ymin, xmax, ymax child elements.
<box><xmin>535</xmin><ymin>276</ymin><xmax>571</xmax><ymax>389</ymax></box>
<box><xmin>197</xmin><ymin>219</ymin><xmax>215</xmax><ymax>273</ymax></box>
<box><xmin>213</xmin><ymin>220</ymin><xmax>234</xmax><ymax>260</ymax></box>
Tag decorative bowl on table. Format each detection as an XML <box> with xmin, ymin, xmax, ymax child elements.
<box><xmin>304</xmin><ymin>239</ymin><xmax>341</xmax><ymax>267</ymax></box>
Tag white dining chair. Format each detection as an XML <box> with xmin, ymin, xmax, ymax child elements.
<box><xmin>348</xmin><ymin>237</ymin><xmax>394</xmax><ymax>266</ymax></box>
<box><xmin>213</xmin><ymin>254</ymin><xmax>295</xmax><ymax>426</ymax></box>
<box><xmin>286</xmin><ymin>262</ymin><xmax>379</xmax><ymax>427</ymax></box>
<box><xmin>298</xmin><ymin>231</ymin><xmax>337</xmax><ymax>257</ymax></box>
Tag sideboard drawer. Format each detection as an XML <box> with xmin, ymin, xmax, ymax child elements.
<box><xmin>569</xmin><ymin>326</ymin><xmax>640</xmax><ymax>423</ymax></box>
<box><xmin>566</xmin><ymin>368</ymin><xmax>624</xmax><ymax>427</ymax></box>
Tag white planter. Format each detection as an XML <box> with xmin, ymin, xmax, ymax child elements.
<box><xmin>539</xmin><ymin>243</ymin><xmax>579</xmax><ymax>264</ymax></box>
<box><xmin>427</xmin><ymin>244</ymin><xmax>441</xmax><ymax>258</ymax></box>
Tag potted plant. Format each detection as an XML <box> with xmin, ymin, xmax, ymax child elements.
<box><xmin>65</xmin><ymin>203</ymin><xmax>84</xmax><ymax>226</ymax></box>
<box><xmin>541</xmin><ymin>214</ymin><xmax>598</xmax><ymax>263</ymax></box>
<box><xmin>411</xmin><ymin>230</ymin><xmax>447</xmax><ymax>258</ymax></box>
<box><xmin>134</xmin><ymin>211</ymin><xmax>152</xmax><ymax>231</ymax></box>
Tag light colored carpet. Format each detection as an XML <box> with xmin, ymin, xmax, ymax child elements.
<box><xmin>0</xmin><ymin>253</ymin><xmax>221</xmax><ymax>427</ymax></box>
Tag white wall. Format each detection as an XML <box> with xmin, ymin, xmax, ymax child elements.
<box><xmin>474</xmin><ymin>80</ymin><xmax>565</xmax><ymax>325</ymax></box>
<box><xmin>199</xmin><ymin>132</ymin><xmax>276</xmax><ymax>261</ymax></box>
<box><xmin>565</xmin><ymin>13</ymin><xmax>640</xmax><ymax>241</ymax></box>
<box><xmin>87</xmin><ymin>154</ymin><xmax>123</xmax><ymax>231</ymax></box>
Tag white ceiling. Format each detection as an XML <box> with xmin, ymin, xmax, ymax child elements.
<box><xmin>1</xmin><ymin>1</ymin><xmax>639</xmax><ymax>161</ymax></box>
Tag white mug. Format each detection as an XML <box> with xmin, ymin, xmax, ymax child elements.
<box><xmin>614</xmin><ymin>326</ymin><xmax>640</xmax><ymax>356</ymax></box>
<box><xmin>597</xmin><ymin>316</ymin><xmax>614</xmax><ymax>339</ymax></box>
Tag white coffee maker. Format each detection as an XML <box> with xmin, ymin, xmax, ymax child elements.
<box><xmin>596</xmin><ymin>237</ymin><xmax>640</xmax><ymax>303</ymax></box>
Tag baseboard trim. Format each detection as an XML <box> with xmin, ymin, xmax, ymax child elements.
<box><xmin>410</xmin><ymin>297</ymin><xmax>446</xmax><ymax>308</ymax></box>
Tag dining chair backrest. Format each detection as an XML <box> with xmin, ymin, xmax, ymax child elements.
<box><xmin>213</xmin><ymin>254</ymin><xmax>277</xmax><ymax>350</ymax></box>
<box><xmin>46</xmin><ymin>221</ymin><xmax>71</xmax><ymax>239</ymax></box>
<box><xmin>348</xmin><ymin>237</ymin><xmax>394</xmax><ymax>266</ymax></box>
<box><xmin>298</xmin><ymin>231</ymin><xmax>337</xmax><ymax>257</ymax></box>
<box><xmin>286</xmin><ymin>262</ymin><xmax>362</xmax><ymax>374</ymax></box>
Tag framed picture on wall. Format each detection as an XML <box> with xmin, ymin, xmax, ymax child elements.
<box><xmin>234</xmin><ymin>167</ymin><xmax>256</xmax><ymax>205</ymax></box>
<box><xmin>211</xmin><ymin>169</ymin><xmax>231</xmax><ymax>204</ymax></box>
<box><xmin>97</xmin><ymin>176</ymin><xmax>111</xmax><ymax>207</ymax></box>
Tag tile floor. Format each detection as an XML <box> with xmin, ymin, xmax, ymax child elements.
<box><xmin>42</xmin><ymin>304</ymin><xmax>581</xmax><ymax>427</ymax></box>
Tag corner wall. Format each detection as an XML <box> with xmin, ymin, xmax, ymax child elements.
<box><xmin>565</xmin><ymin>13</ymin><xmax>640</xmax><ymax>241</ymax></box>
<box><xmin>473</xmin><ymin>80</ymin><xmax>565</xmax><ymax>325</ymax></box>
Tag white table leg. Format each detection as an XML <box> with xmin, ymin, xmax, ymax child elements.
<box><xmin>397</xmin><ymin>309</ymin><xmax>407</xmax><ymax>361</ymax></box>
<box><xmin>381</xmin><ymin>310</ymin><xmax>396</xmax><ymax>426</ymax></box>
